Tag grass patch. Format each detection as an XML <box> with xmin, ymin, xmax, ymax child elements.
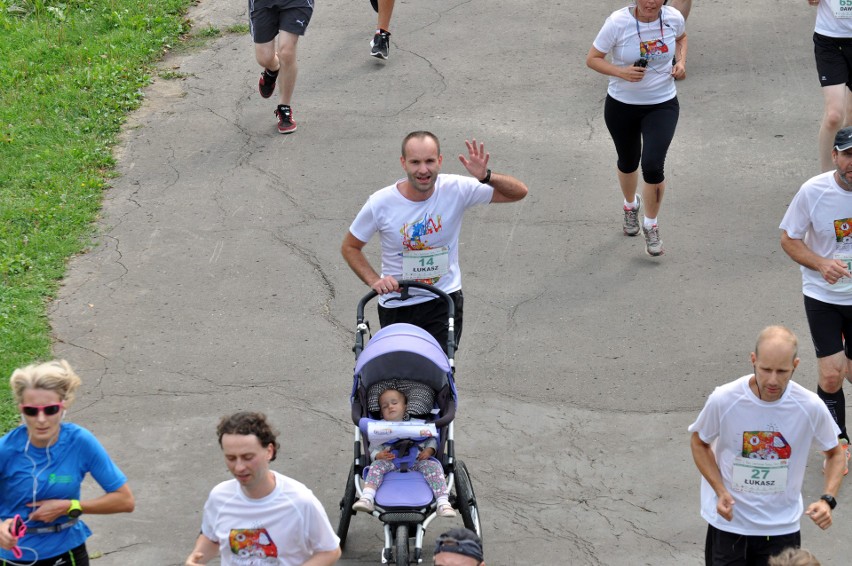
<box><xmin>195</xmin><ymin>24</ymin><xmax>220</xmax><ymax>38</ymax></box>
<box><xmin>159</xmin><ymin>69</ymin><xmax>192</xmax><ymax>80</ymax></box>
<box><xmin>226</xmin><ymin>23</ymin><xmax>249</xmax><ymax>35</ymax></box>
<box><xmin>0</xmin><ymin>0</ymin><xmax>211</xmax><ymax>432</ymax></box>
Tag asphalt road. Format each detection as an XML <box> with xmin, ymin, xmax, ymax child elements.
<box><xmin>47</xmin><ymin>0</ymin><xmax>846</xmax><ymax>564</ymax></box>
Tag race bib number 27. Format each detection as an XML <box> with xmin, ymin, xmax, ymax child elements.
<box><xmin>732</xmin><ymin>456</ymin><xmax>788</xmax><ymax>494</ymax></box>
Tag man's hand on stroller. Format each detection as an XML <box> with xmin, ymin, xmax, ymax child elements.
<box><xmin>370</xmin><ymin>275</ymin><xmax>399</xmax><ymax>295</ymax></box>
<box><xmin>375</xmin><ymin>449</ymin><xmax>396</xmax><ymax>460</ymax></box>
<box><xmin>417</xmin><ymin>447</ymin><xmax>435</xmax><ymax>461</ymax></box>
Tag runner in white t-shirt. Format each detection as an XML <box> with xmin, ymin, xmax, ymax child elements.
<box><xmin>185</xmin><ymin>412</ymin><xmax>340</xmax><ymax>566</ymax></box>
<box><xmin>341</xmin><ymin>131</ymin><xmax>528</xmax><ymax>351</ymax></box>
<box><xmin>780</xmin><ymin>127</ymin><xmax>852</xmax><ymax>473</ymax></box>
<box><xmin>587</xmin><ymin>1</ymin><xmax>687</xmax><ymax>257</ymax></box>
<box><xmin>689</xmin><ymin>326</ymin><xmax>843</xmax><ymax>565</ymax></box>
<box><xmin>809</xmin><ymin>0</ymin><xmax>852</xmax><ymax>171</ymax></box>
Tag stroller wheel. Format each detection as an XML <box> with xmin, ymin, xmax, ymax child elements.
<box><xmin>454</xmin><ymin>460</ymin><xmax>482</xmax><ymax>538</ymax></box>
<box><xmin>337</xmin><ymin>463</ymin><xmax>357</xmax><ymax>548</ymax></box>
<box><xmin>395</xmin><ymin>524</ymin><xmax>409</xmax><ymax>566</ymax></box>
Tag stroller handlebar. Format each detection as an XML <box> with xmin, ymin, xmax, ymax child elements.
<box><xmin>355</xmin><ymin>280</ymin><xmax>456</xmax><ymax>359</ymax></box>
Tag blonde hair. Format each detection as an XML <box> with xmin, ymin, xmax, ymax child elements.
<box><xmin>10</xmin><ymin>360</ymin><xmax>82</xmax><ymax>406</ymax></box>
<box><xmin>768</xmin><ymin>548</ymin><xmax>820</xmax><ymax>566</ymax></box>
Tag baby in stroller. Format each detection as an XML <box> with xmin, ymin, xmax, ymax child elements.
<box><xmin>338</xmin><ymin>307</ymin><xmax>481</xmax><ymax>564</ymax></box>
<box><xmin>352</xmin><ymin>387</ymin><xmax>456</xmax><ymax>517</ymax></box>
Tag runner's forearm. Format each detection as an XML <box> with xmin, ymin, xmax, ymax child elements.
<box><xmin>342</xmin><ymin>233</ymin><xmax>381</xmax><ymax>286</ymax></box>
<box><xmin>488</xmin><ymin>173</ymin><xmax>528</xmax><ymax>203</ymax></box>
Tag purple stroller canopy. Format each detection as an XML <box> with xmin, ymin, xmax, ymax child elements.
<box><xmin>354</xmin><ymin>323</ymin><xmax>451</xmax><ymax>392</ymax></box>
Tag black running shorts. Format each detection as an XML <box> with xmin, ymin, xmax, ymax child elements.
<box><xmin>803</xmin><ymin>294</ymin><xmax>852</xmax><ymax>358</ymax></box>
<box><xmin>249</xmin><ymin>0</ymin><xmax>313</xmax><ymax>43</ymax></box>
<box><xmin>814</xmin><ymin>32</ymin><xmax>852</xmax><ymax>88</ymax></box>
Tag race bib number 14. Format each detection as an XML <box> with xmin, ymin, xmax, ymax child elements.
<box><xmin>402</xmin><ymin>247</ymin><xmax>449</xmax><ymax>280</ymax></box>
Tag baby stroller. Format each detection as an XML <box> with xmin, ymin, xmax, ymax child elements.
<box><xmin>336</xmin><ymin>281</ymin><xmax>482</xmax><ymax>565</ymax></box>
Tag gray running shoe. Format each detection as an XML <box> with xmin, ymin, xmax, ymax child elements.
<box><xmin>622</xmin><ymin>195</ymin><xmax>641</xmax><ymax>236</ymax></box>
<box><xmin>371</xmin><ymin>31</ymin><xmax>390</xmax><ymax>60</ymax></box>
<box><xmin>642</xmin><ymin>224</ymin><xmax>664</xmax><ymax>256</ymax></box>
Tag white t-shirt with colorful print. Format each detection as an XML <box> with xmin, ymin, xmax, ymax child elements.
<box><xmin>688</xmin><ymin>376</ymin><xmax>839</xmax><ymax>536</ymax></box>
<box><xmin>593</xmin><ymin>6</ymin><xmax>685</xmax><ymax>105</ymax></box>
<box><xmin>780</xmin><ymin>170</ymin><xmax>852</xmax><ymax>305</ymax></box>
<box><xmin>200</xmin><ymin>471</ymin><xmax>340</xmax><ymax>566</ymax></box>
<box><xmin>349</xmin><ymin>174</ymin><xmax>493</xmax><ymax>307</ymax></box>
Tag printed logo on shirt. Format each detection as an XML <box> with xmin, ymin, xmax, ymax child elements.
<box><xmin>48</xmin><ymin>473</ymin><xmax>74</xmax><ymax>484</ymax></box>
<box><xmin>401</xmin><ymin>213</ymin><xmax>442</xmax><ymax>251</ymax></box>
<box><xmin>639</xmin><ymin>39</ymin><xmax>669</xmax><ymax>61</ymax></box>
<box><xmin>835</xmin><ymin>218</ymin><xmax>852</xmax><ymax>243</ymax></box>
<box><xmin>742</xmin><ymin>431</ymin><xmax>791</xmax><ymax>460</ymax></box>
<box><xmin>400</xmin><ymin>213</ymin><xmax>444</xmax><ymax>284</ymax></box>
<box><xmin>229</xmin><ymin>528</ymin><xmax>278</xmax><ymax>559</ymax></box>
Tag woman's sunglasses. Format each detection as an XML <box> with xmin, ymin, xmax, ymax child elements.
<box><xmin>19</xmin><ymin>403</ymin><xmax>63</xmax><ymax>417</ymax></box>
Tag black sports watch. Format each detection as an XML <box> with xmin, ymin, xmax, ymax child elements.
<box><xmin>478</xmin><ymin>169</ymin><xmax>491</xmax><ymax>184</ymax></box>
<box><xmin>68</xmin><ymin>499</ymin><xmax>83</xmax><ymax>518</ymax></box>
<box><xmin>820</xmin><ymin>494</ymin><xmax>837</xmax><ymax>510</ymax></box>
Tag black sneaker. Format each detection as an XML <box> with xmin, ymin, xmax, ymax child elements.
<box><xmin>274</xmin><ymin>105</ymin><xmax>297</xmax><ymax>134</ymax></box>
<box><xmin>258</xmin><ymin>69</ymin><xmax>278</xmax><ymax>99</ymax></box>
<box><xmin>371</xmin><ymin>31</ymin><xmax>390</xmax><ymax>60</ymax></box>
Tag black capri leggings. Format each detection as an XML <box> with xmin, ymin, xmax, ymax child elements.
<box><xmin>604</xmin><ymin>94</ymin><xmax>679</xmax><ymax>185</ymax></box>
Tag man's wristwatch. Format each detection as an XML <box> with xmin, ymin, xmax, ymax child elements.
<box><xmin>478</xmin><ymin>169</ymin><xmax>491</xmax><ymax>184</ymax></box>
<box><xmin>67</xmin><ymin>499</ymin><xmax>83</xmax><ymax>518</ymax></box>
<box><xmin>820</xmin><ymin>494</ymin><xmax>837</xmax><ymax>510</ymax></box>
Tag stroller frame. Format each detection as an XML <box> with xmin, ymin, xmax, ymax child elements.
<box><xmin>336</xmin><ymin>281</ymin><xmax>482</xmax><ymax>565</ymax></box>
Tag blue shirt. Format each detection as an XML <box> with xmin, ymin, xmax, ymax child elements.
<box><xmin>0</xmin><ymin>422</ymin><xmax>127</xmax><ymax>561</ymax></box>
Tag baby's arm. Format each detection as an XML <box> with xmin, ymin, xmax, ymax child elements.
<box><xmin>371</xmin><ymin>440</ymin><xmax>395</xmax><ymax>460</ymax></box>
<box><xmin>416</xmin><ymin>438</ymin><xmax>438</xmax><ymax>460</ymax></box>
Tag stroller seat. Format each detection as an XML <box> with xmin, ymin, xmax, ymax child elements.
<box><xmin>376</xmin><ymin>472</ymin><xmax>434</xmax><ymax>508</ymax></box>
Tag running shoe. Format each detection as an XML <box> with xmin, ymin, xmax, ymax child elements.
<box><xmin>274</xmin><ymin>105</ymin><xmax>297</xmax><ymax>134</ymax></box>
<box><xmin>642</xmin><ymin>224</ymin><xmax>664</xmax><ymax>256</ymax></box>
<box><xmin>258</xmin><ymin>69</ymin><xmax>277</xmax><ymax>99</ymax></box>
<box><xmin>623</xmin><ymin>195</ymin><xmax>641</xmax><ymax>236</ymax></box>
<box><xmin>371</xmin><ymin>30</ymin><xmax>390</xmax><ymax>60</ymax></box>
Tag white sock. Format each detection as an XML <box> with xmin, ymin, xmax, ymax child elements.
<box><xmin>624</xmin><ymin>197</ymin><xmax>638</xmax><ymax>209</ymax></box>
<box><xmin>643</xmin><ymin>216</ymin><xmax>657</xmax><ymax>228</ymax></box>
<box><xmin>362</xmin><ymin>487</ymin><xmax>376</xmax><ymax>501</ymax></box>
<box><xmin>436</xmin><ymin>496</ymin><xmax>450</xmax><ymax>506</ymax></box>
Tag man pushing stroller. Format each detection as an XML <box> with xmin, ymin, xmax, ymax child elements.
<box><xmin>341</xmin><ymin>131</ymin><xmax>529</xmax><ymax>350</ymax></box>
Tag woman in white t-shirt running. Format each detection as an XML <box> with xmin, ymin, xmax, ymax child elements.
<box><xmin>587</xmin><ymin>0</ymin><xmax>686</xmax><ymax>257</ymax></box>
